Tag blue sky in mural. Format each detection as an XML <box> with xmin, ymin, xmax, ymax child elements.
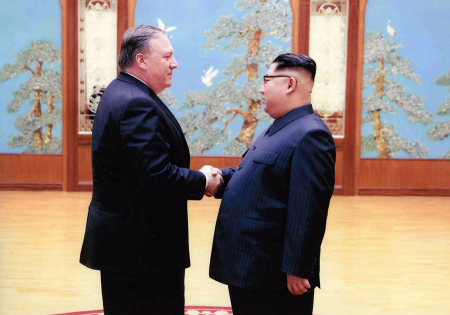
<box><xmin>135</xmin><ymin>0</ymin><xmax>291</xmax><ymax>155</ymax></box>
<box><xmin>362</xmin><ymin>0</ymin><xmax>450</xmax><ymax>158</ymax></box>
<box><xmin>0</xmin><ymin>0</ymin><xmax>62</xmax><ymax>153</ymax></box>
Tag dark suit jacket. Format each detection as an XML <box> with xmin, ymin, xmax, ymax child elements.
<box><xmin>209</xmin><ymin>104</ymin><xmax>335</xmax><ymax>292</ymax></box>
<box><xmin>80</xmin><ymin>72</ymin><xmax>206</xmax><ymax>272</ymax></box>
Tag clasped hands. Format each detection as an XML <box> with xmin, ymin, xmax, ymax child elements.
<box><xmin>199</xmin><ymin>165</ymin><xmax>223</xmax><ymax>197</ymax></box>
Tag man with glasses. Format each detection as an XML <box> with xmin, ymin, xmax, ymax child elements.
<box><xmin>209</xmin><ymin>53</ymin><xmax>336</xmax><ymax>315</ymax></box>
<box><xmin>79</xmin><ymin>25</ymin><xmax>223</xmax><ymax>315</ymax></box>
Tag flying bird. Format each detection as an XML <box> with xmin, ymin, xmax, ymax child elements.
<box><xmin>157</xmin><ymin>18</ymin><xmax>177</xmax><ymax>36</ymax></box>
<box><xmin>201</xmin><ymin>66</ymin><xmax>219</xmax><ymax>87</ymax></box>
<box><xmin>387</xmin><ymin>20</ymin><xmax>396</xmax><ymax>36</ymax></box>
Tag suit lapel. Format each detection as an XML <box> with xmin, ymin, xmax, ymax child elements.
<box><xmin>148</xmin><ymin>89</ymin><xmax>185</xmax><ymax>136</ymax></box>
<box><xmin>117</xmin><ymin>72</ymin><xmax>191</xmax><ymax>163</ymax></box>
<box><xmin>148</xmin><ymin>89</ymin><xmax>191</xmax><ymax>165</ymax></box>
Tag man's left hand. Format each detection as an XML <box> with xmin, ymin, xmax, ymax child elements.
<box><xmin>287</xmin><ymin>274</ymin><xmax>311</xmax><ymax>295</ymax></box>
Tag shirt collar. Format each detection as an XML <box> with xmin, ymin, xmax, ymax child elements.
<box><xmin>124</xmin><ymin>72</ymin><xmax>149</xmax><ymax>87</ymax></box>
<box><xmin>268</xmin><ymin>104</ymin><xmax>314</xmax><ymax>136</ymax></box>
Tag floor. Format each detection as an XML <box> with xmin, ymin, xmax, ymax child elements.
<box><xmin>0</xmin><ymin>191</ymin><xmax>449</xmax><ymax>315</ymax></box>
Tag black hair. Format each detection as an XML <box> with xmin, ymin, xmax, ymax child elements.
<box><xmin>272</xmin><ymin>53</ymin><xmax>317</xmax><ymax>82</ymax></box>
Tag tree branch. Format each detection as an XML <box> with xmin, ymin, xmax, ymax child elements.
<box><xmin>223</xmin><ymin>112</ymin><xmax>238</xmax><ymax>132</ymax></box>
<box><xmin>233</xmin><ymin>67</ymin><xmax>249</xmax><ymax>81</ymax></box>
<box><xmin>261</xmin><ymin>31</ymin><xmax>276</xmax><ymax>38</ymax></box>
<box><xmin>226</xmin><ymin>108</ymin><xmax>248</xmax><ymax>120</ymax></box>
<box><xmin>22</xmin><ymin>65</ymin><xmax>35</xmax><ymax>76</ymax></box>
<box><xmin>238</xmin><ymin>27</ymin><xmax>254</xmax><ymax>37</ymax></box>
<box><xmin>27</xmin><ymin>107</ymin><xmax>34</xmax><ymax>119</ymax></box>
<box><xmin>183</xmin><ymin>127</ymin><xmax>197</xmax><ymax>138</ymax></box>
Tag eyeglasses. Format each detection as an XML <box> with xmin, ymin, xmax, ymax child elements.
<box><xmin>263</xmin><ymin>75</ymin><xmax>297</xmax><ymax>86</ymax></box>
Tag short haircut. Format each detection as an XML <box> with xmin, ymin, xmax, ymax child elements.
<box><xmin>272</xmin><ymin>53</ymin><xmax>317</xmax><ymax>82</ymax></box>
<box><xmin>118</xmin><ymin>25</ymin><xmax>166</xmax><ymax>71</ymax></box>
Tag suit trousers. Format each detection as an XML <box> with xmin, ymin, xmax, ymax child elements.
<box><xmin>100</xmin><ymin>269</ymin><xmax>185</xmax><ymax>315</ymax></box>
<box><xmin>228</xmin><ymin>286</ymin><xmax>314</xmax><ymax>315</ymax></box>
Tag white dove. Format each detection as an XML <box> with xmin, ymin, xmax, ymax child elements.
<box><xmin>202</xmin><ymin>66</ymin><xmax>219</xmax><ymax>87</ymax></box>
<box><xmin>387</xmin><ymin>20</ymin><xmax>396</xmax><ymax>36</ymax></box>
<box><xmin>157</xmin><ymin>18</ymin><xmax>176</xmax><ymax>33</ymax></box>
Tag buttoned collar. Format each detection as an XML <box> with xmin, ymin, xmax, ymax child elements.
<box><xmin>268</xmin><ymin>104</ymin><xmax>314</xmax><ymax>136</ymax></box>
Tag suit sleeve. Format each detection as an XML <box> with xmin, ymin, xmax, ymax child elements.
<box><xmin>214</xmin><ymin>167</ymin><xmax>236</xmax><ymax>199</ymax></box>
<box><xmin>280</xmin><ymin>129</ymin><xmax>336</xmax><ymax>278</ymax></box>
<box><xmin>214</xmin><ymin>146</ymin><xmax>249</xmax><ymax>199</ymax></box>
<box><xmin>120</xmin><ymin>97</ymin><xmax>206</xmax><ymax>200</ymax></box>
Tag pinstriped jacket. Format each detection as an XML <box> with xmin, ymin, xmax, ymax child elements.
<box><xmin>209</xmin><ymin>104</ymin><xmax>336</xmax><ymax>292</ymax></box>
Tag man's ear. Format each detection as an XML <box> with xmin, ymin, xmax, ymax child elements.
<box><xmin>286</xmin><ymin>77</ymin><xmax>297</xmax><ymax>94</ymax></box>
<box><xmin>135</xmin><ymin>53</ymin><xmax>146</xmax><ymax>70</ymax></box>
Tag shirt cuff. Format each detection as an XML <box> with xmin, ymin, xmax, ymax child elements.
<box><xmin>199</xmin><ymin>170</ymin><xmax>209</xmax><ymax>189</ymax></box>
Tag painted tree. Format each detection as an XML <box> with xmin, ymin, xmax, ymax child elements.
<box><xmin>0</xmin><ymin>41</ymin><xmax>62</xmax><ymax>153</ymax></box>
<box><xmin>427</xmin><ymin>70</ymin><xmax>450</xmax><ymax>158</ymax></box>
<box><xmin>361</xmin><ymin>32</ymin><xmax>432</xmax><ymax>158</ymax></box>
<box><xmin>179</xmin><ymin>0</ymin><xmax>292</xmax><ymax>155</ymax></box>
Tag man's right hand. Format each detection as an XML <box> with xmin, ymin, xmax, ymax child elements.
<box><xmin>199</xmin><ymin>165</ymin><xmax>223</xmax><ymax>197</ymax></box>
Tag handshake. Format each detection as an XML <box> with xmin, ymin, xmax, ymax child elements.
<box><xmin>199</xmin><ymin>165</ymin><xmax>224</xmax><ymax>198</ymax></box>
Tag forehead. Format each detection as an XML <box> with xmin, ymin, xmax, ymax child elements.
<box><xmin>266</xmin><ymin>63</ymin><xmax>278</xmax><ymax>74</ymax></box>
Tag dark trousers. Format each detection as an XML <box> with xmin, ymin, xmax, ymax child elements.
<box><xmin>228</xmin><ymin>286</ymin><xmax>315</xmax><ymax>315</ymax></box>
<box><xmin>100</xmin><ymin>269</ymin><xmax>185</xmax><ymax>315</ymax></box>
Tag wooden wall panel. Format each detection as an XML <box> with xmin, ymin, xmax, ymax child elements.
<box><xmin>77</xmin><ymin>146</ymin><xmax>92</xmax><ymax>183</ymax></box>
<box><xmin>0</xmin><ymin>154</ymin><xmax>62</xmax><ymax>190</ymax></box>
<box><xmin>359</xmin><ymin>159</ymin><xmax>450</xmax><ymax>196</ymax></box>
<box><xmin>190</xmin><ymin>156</ymin><xmax>242</xmax><ymax>172</ymax></box>
<box><xmin>74</xmin><ymin>152</ymin><xmax>343</xmax><ymax>195</ymax></box>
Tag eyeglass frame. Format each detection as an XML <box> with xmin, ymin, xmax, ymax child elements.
<box><xmin>263</xmin><ymin>75</ymin><xmax>298</xmax><ymax>86</ymax></box>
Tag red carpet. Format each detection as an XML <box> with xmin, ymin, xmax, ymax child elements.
<box><xmin>52</xmin><ymin>306</ymin><xmax>233</xmax><ymax>315</ymax></box>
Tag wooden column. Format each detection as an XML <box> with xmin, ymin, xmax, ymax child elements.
<box><xmin>61</xmin><ymin>0</ymin><xmax>79</xmax><ymax>191</ymax></box>
<box><xmin>342</xmin><ymin>0</ymin><xmax>367</xmax><ymax>195</ymax></box>
<box><xmin>297</xmin><ymin>0</ymin><xmax>310</xmax><ymax>55</ymax></box>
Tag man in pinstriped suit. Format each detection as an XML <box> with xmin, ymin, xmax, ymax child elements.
<box><xmin>209</xmin><ymin>53</ymin><xmax>336</xmax><ymax>315</ymax></box>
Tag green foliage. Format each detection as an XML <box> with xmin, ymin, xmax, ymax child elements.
<box><xmin>362</xmin><ymin>32</ymin><xmax>432</xmax><ymax>158</ymax></box>
<box><xmin>361</xmin><ymin>134</ymin><xmax>376</xmax><ymax>154</ymax></box>
<box><xmin>436</xmin><ymin>73</ymin><xmax>450</xmax><ymax>88</ymax></box>
<box><xmin>426</xmin><ymin>68</ymin><xmax>450</xmax><ymax>159</ymax></box>
<box><xmin>427</xmin><ymin>121</ymin><xmax>450</xmax><ymax>141</ymax></box>
<box><xmin>17</xmin><ymin>41</ymin><xmax>61</xmax><ymax>67</ymax></box>
<box><xmin>182</xmin><ymin>0</ymin><xmax>290</xmax><ymax>155</ymax></box>
<box><xmin>0</xmin><ymin>40</ymin><xmax>62</xmax><ymax>153</ymax></box>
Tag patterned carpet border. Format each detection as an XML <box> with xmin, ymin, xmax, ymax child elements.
<box><xmin>51</xmin><ymin>306</ymin><xmax>233</xmax><ymax>315</ymax></box>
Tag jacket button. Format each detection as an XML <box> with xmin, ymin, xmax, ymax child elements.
<box><xmin>252</xmin><ymin>146</ymin><xmax>256</xmax><ymax>150</ymax></box>
<box><xmin>225</xmin><ymin>187</ymin><xmax>229</xmax><ymax>191</ymax></box>
<box><xmin>237</xmin><ymin>166</ymin><xmax>242</xmax><ymax>170</ymax></box>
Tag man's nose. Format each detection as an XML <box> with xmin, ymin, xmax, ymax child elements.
<box><xmin>260</xmin><ymin>86</ymin><xmax>264</xmax><ymax>94</ymax></box>
<box><xmin>170</xmin><ymin>57</ymin><xmax>178</xmax><ymax>69</ymax></box>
